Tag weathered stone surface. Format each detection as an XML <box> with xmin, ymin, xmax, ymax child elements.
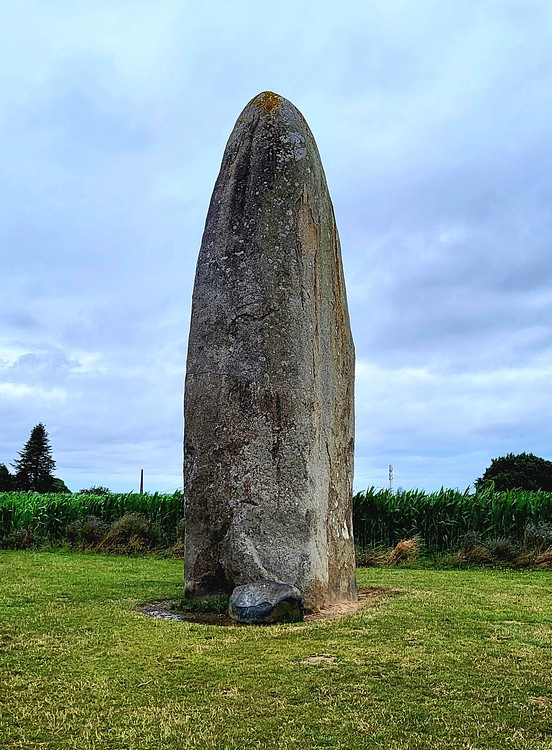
<box><xmin>184</xmin><ymin>91</ymin><xmax>356</xmax><ymax>610</ymax></box>
<box><xmin>228</xmin><ymin>579</ymin><xmax>304</xmax><ymax>624</ymax></box>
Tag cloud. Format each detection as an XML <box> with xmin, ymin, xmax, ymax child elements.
<box><xmin>1</xmin><ymin>1</ymin><xmax>552</xmax><ymax>491</ymax></box>
<box><xmin>0</xmin><ymin>382</ymin><xmax>66</xmax><ymax>403</ymax></box>
<box><xmin>354</xmin><ymin>354</ymin><xmax>552</xmax><ymax>491</ymax></box>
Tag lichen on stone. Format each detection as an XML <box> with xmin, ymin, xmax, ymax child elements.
<box><xmin>253</xmin><ymin>91</ymin><xmax>282</xmax><ymax>115</ymax></box>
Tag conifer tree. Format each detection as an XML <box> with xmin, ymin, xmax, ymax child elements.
<box><xmin>13</xmin><ymin>423</ymin><xmax>57</xmax><ymax>492</ymax></box>
<box><xmin>0</xmin><ymin>463</ymin><xmax>15</xmax><ymax>490</ymax></box>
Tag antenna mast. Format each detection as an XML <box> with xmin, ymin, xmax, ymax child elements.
<box><xmin>388</xmin><ymin>464</ymin><xmax>394</xmax><ymax>493</ymax></box>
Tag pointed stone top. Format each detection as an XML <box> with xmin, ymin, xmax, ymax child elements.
<box><xmin>246</xmin><ymin>91</ymin><xmax>309</xmax><ymax>129</ymax></box>
<box><xmin>229</xmin><ymin>91</ymin><xmax>314</xmax><ymax>165</ymax></box>
<box><xmin>251</xmin><ymin>91</ymin><xmax>283</xmax><ymax>115</ymax></box>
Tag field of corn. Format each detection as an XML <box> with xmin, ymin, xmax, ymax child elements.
<box><xmin>352</xmin><ymin>485</ymin><xmax>552</xmax><ymax>552</ymax></box>
<box><xmin>0</xmin><ymin>486</ymin><xmax>550</xmax><ymax>558</ymax></box>
<box><xmin>0</xmin><ymin>490</ymin><xmax>184</xmax><ymax>551</ymax></box>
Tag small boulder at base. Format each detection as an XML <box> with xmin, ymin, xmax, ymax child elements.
<box><xmin>228</xmin><ymin>579</ymin><xmax>304</xmax><ymax>624</ymax></box>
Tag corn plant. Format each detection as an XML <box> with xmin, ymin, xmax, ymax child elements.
<box><xmin>353</xmin><ymin>486</ymin><xmax>552</xmax><ymax>552</ymax></box>
<box><xmin>0</xmin><ymin>490</ymin><xmax>184</xmax><ymax>546</ymax></box>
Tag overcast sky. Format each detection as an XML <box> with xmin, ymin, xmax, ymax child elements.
<box><xmin>1</xmin><ymin>0</ymin><xmax>551</xmax><ymax>493</ymax></box>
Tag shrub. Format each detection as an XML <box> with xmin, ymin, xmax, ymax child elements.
<box><xmin>523</xmin><ymin>522</ymin><xmax>552</xmax><ymax>553</ymax></box>
<box><xmin>458</xmin><ymin>531</ymin><xmax>483</xmax><ymax>553</ymax></box>
<box><xmin>485</xmin><ymin>537</ymin><xmax>518</xmax><ymax>562</ymax></box>
<box><xmin>453</xmin><ymin>544</ymin><xmax>492</xmax><ymax>565</ymax></box>
<box><xmin>355</xmin><ymin>545</ymin><xmax>388</xmax><ymax>568</ymax></box>
<box><xmin>97</xmin><ymin>513</ymin><xmax>155</xmax><ymax>552</ymax></box>
<box><xmin>4</xmin><ymin>526</ymin><xmax>38</xmax><ymax>550</ymax></box>
<box><xmin>66</xmin><ymin>516</ymin><xmax>108</xmax><ymax>548</ymax></box>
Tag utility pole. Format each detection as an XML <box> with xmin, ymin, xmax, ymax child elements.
<box><xmin>140</xmin><ymin>469</ymin><xmax>144</xmax><ymax>494</ymax></box>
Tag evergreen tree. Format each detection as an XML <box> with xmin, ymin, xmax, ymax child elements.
<box><xmin>13</xmin><ymin>423</ymin><xmax>57</xmax><ymax>492</ymax></box>
<box><xmin>0</xmin><ymin>463</ymin><xmax>15</xmax><ymax>491</ymax></box>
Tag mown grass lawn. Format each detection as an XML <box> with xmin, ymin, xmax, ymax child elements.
<box><xmin>0</xmin><ymin>552</ymin><xmax>550</xmax><ymax>750</ymax></box>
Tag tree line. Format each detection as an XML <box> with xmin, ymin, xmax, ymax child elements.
<box><xmin>2</xmin><ymin>423</ymin><xmax>552</xmax><ymax>496</ymax></box>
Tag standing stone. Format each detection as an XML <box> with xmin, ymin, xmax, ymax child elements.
<box><xmin>184</xmin><ymin>91</ymin><xmax>356</xmax><ymax>610</ymax></box>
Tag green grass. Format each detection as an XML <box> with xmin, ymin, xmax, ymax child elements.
<box><xmin>1</xmin><ymin>552</ymin><xmax>551</xmax><ymax>749</ymax></box>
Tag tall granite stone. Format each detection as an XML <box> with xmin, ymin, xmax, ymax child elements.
<box><xmin>184</xmin><ymin>91</ymin><xmax>356</xmax><ymax>610</ymax></box>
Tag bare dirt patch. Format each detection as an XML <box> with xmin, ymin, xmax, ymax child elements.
<box><xmin>136</xmin><ymin>586</ymin><xmax>401</xmax><ymax>626</ymax></box>
<box><xmin>301</xmin><ymin>654</ymin><xmax>338</xmax><ymax>665</ymax></box>
<box><xmin>304</xmin><ymin>586</ymin><xmax>401</xmax><ymax>621</ymax></box>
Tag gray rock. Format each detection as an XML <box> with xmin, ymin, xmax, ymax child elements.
<box><xmin>228</xmin><ymin>579</ymin><xmax>304</xmax><ymax>624</ymax></box>
<box><xmin>184</xmin><ymin>91</ymin><xmax>357</xmax><ymax>610</ymax></box>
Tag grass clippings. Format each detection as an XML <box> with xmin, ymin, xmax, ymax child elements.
<box><xmin>388</xmin><ymin>537</ymin><xmax>420</xmax><ymax>565</ymax></box>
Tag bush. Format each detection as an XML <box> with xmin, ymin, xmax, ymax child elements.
<box><xmin>66</xmin><ymin>515</ymin><xmax>108</xmax><ymax>548</ymax></box>
<box><xmin>458</xmin><ymin>531</ymin><xmax>483</xmax><ymax>553</ymax></box>
<box><xmin>3</xmin><ymin>526</ymin><xmax>39</xmax><ymax>550</ymax></box>
<box><xmin>523</xmin><ymin>522</ymin><xmax>552</xmax><ymax>553</ymax></box>
<box><xmin>453</xmin><ymin>544</ymin><xmax>492</xmax><ymax>565</ymax></box>
<box><xmin>355</xmin><ymin>545</ymin><xmax>388</xmax><ymax>568</ymax></box>
<box><xmin>485</xmin><ymin>537</ymin><xmax>518</xmax><ymax>562</ymax></box>
<box><xmin>97</xmin><ymin>513</ymin><xmax>156</xmax><ymax>552</ymax></box>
